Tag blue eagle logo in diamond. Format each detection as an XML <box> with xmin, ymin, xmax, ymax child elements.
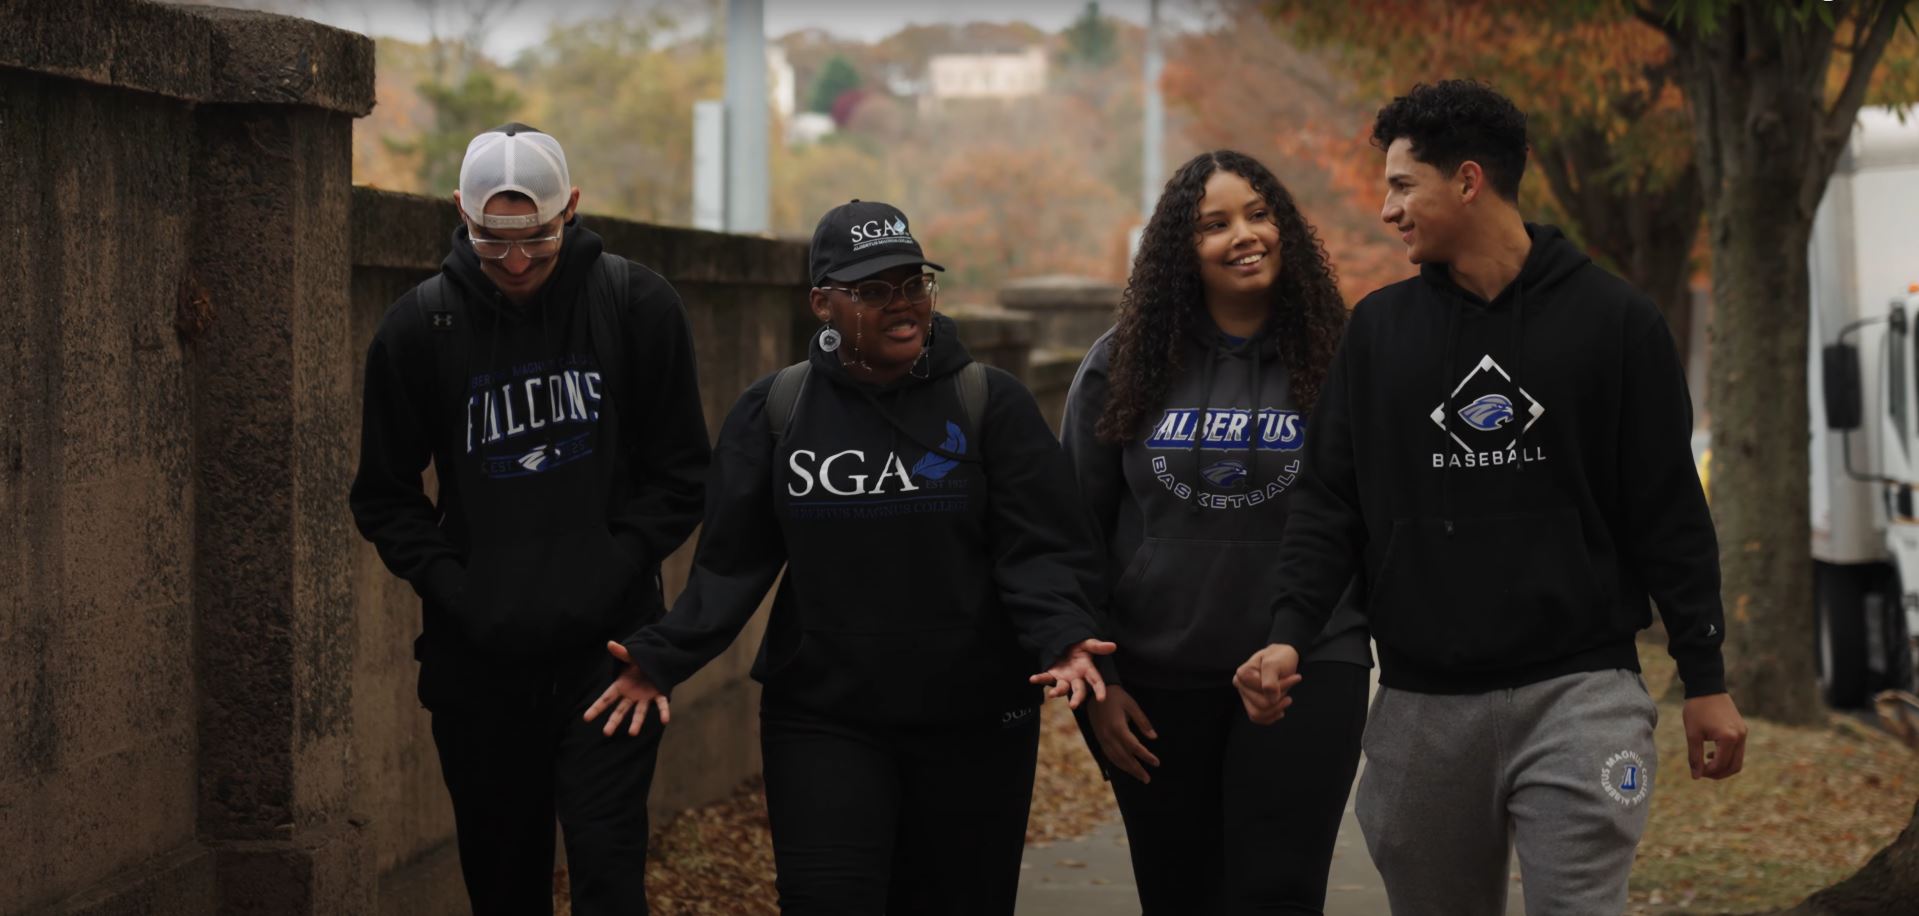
<box><xmin>1459</xmin><ymin>394</ymin><xmax>1515</xmax><ymax>432</ymax></box>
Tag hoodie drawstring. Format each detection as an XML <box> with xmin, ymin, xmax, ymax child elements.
<box><xmin>1246</xmin><ymin>343</ymin><xmax>1264</xmax><ymax>486</ymax></box>
<box><xmin>1509</xmin><ymin>282</ymin><xmax>1528</xmax><ymax>475</ymax></box>
<box><xmin>1187</xmin><ymin>347</ymin><xmax>1221</xmax><ymax>514</ymax></box>
<box><xmin>858</xmin><ymin>386</ymin><xmax>976</xmax><ymax>465</ymax></box>
<box><xmin>1439</xmin><ymin>304</ymin><xmax>1462</xmax><ymax>535</ymax></box>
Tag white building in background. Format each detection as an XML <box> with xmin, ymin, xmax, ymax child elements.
<box><xmin>788</xmin><ymin>111</ymin><xmax>837</xmax><ymax>146</ymax></box>
<box><xmin>923</xmin><ymin>46</ymin><xmax>1048</xmax><ymax>112</ymax></box>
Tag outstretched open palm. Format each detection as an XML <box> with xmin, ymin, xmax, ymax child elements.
<box><xmin>585</xmin><ymin>641</ymin><xmax>671</xmax><ymax>736</ymax></box>
<box><xmin>1029</xmin><ymin>638</ymin><xmax>1117</xmax><ymax>709</ymax></box>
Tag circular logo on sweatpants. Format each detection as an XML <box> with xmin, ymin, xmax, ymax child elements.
<box><xmin>1601</xmin><ymin>750</ymin><xmax>1650</xmax><ymax>806</ymax></box>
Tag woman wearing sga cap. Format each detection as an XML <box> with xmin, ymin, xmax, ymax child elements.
<box><xmin>1060</xmin><ymin>151</ymin><xmax>1372</xmax><ymax>913</ymax></box>
<box><xmin>587</xmin><ymin>199</ymin><xmax>1118</xmax><ymax>914</ymax></box>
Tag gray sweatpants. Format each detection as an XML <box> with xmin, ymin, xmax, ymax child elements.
<box><xmin>1356</xmin><ymin>668</ymin><xmax>1657</xmax><ymax>916</ymax></box>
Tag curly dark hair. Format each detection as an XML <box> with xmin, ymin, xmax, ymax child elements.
<box><xmin>1371</xmin><ymin>79</ymin><xmax>1529</xmax><ymax>200</ymax></box>
<box><xmin>1096</xmin><ymin>150</ymin><xmax>1349</xmax><ymax>444</ymax></box>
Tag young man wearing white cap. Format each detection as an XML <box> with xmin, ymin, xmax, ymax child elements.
<box><xmin>350</xmin><ymin>123</ymin><xmax>711</xmax><ymax>915</ymax></box>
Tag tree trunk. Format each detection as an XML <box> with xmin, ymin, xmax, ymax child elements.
<box><xmin>1698</xmin><ymin>160</ymin><xmax>1824</xmax><ymax>726</ymax></box>
<box><xmin>1612</xmin><ymin>178</ymin><xmax>1701</xmax><ymax>370</ymax></box>
<box><xmin>1755</xmin><ymin>797</ymin><xmax>1919</xmax><ymax>915</ymax></box>
<box><xmin>1668</xmin><ymin>8</ymin><xmax>1832</xmax><ymax>726</ymax></box>
<box><xmin>1532</xmin><ymin>133</ymin><xmax>1702</xmax><ymax>373</ymax></box>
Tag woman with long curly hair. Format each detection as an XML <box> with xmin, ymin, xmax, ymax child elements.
<box><xmin>1060</xmin><ymin>150</ymin><xmax>1372</xmax><ymax>913</ymax></box>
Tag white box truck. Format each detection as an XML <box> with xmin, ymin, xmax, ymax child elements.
<box><xmin>1810</xmin><ymin>106</ymin><xmax>1919</xmax><ymax>707</ymax></box>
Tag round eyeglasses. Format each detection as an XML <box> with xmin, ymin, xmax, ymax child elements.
<box><xmin>821</xmin><ymin>274</ymin><xmax>938</xmax><ymax>306</ymax></box>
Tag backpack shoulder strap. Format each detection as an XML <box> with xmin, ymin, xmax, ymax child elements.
<box><xmin>416</xmin><ymin>272</ymin><xmax>456</xmax><ymax>333</ymax></box>
<box><xmin>766</xmin><ymin>361</ymin><xmax>811</xmax><ymax>445</ymax></box>
<box><xmin>412</xmin><ymin>274</ymin><xmax>460</xmax><ymax>437</ymax></box>
<box><xmin>955</xmin><ymin>360</ymin><xmax>988</xmax><ymax>439</ymax></box>
<box><xmin>588</xmin><ymin>254</ymin><xmax>631</xmax><ymax>420</ymax></box>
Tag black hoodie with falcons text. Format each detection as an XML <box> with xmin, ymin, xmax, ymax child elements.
<box><xmin>350</xmin><ymin>220</ymin><xmax>710</xmax><ymax>699</ymax></box>
<box><xmin>1266</xmin><ymin>224</ymin><xmax>1727</xmax><ymax>697</ymax></box>
<box><xmin>620</xmin><ymin>315</ymin><xmax>1110</xmax><ymax>727</ymax></box>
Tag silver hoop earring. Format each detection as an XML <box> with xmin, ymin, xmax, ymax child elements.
<box><xmin>818</xmin><ymin>325</ymin><xmax>841</xmax><ymax>353</ymax></box>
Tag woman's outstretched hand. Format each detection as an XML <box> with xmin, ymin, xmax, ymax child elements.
<box><xmin>1030</xmin><ymin>638</ymin><xmax>1118</xmax><ymax>709</ymax></box>
<box><xmin>585</xmin><ymin>641</ymin><xmax>672</xmax><ymax>736</ymax></box>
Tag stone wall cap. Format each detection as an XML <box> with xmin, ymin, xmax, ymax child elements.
<box><xmin>996</xmin><ymin>274</ymin><xmax>1123</xmax><ymax>310</ymax></box>
<box><xmin>350</xmin><ymin>188</ymin><xmax>810</xmax><ymax>284</ymax></box>
<box><xmin>0</xmin><ymin>0</ymin><xmax>374</xmax><ymax>116</ymax></box>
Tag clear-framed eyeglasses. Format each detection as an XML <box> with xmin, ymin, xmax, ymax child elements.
<box><xmin>470</xmin><ymin>234</ymin><xmax>563</xmax><ymax>261</ymax></box>
<box><xmin>822</xmin><ymin>273</ymin><xmax>938</xmax><ymax>306</ymax></box>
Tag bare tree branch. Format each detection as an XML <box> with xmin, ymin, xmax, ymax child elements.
<box><xmin>1632</xmin><ymin>2</ymin><xmax>1676</xmax><ymax>36</ymax></box>
<box><xmin>1824</xmin><ymin>0</ymin><xmax>1908</xmax><ymax>145</ymax></box>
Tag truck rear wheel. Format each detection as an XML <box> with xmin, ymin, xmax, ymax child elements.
<box><xmin>1816</xmin><ymin>561</ymin><xmax>1874</xmax><ymax>708</ymax></box>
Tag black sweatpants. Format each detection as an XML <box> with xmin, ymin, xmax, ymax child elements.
<box><xmin>1105</xmin><ymin>661</ymin><xmax>1369</xmax><ymax>915</ymax></box>
<box><xmin>429</xmin><ymin>652</ymin><xmax>664</xmax><ymax>916</ymax></box>
<box><xmin>759</xmin><ymin>700</ymin><xmax>1042</xmax><ymax>916</ymax></box>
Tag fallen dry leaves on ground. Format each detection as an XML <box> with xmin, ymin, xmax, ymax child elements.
<box><xmin>1626</xmin><ymin>646</ymin><xmax>1919</xmax><ymax>915</ymax></box>
<box><xmin>574</xmin><ymin>646</ymin><xmax>1919</xmax><ymax>916</ymax></box>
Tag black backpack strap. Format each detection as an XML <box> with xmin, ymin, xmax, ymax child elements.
<box><xmin>588</xmin><ymin>253</ymin><xmax>631</xmax><ymax>420</ymax></box>
<box><xmin>417</xmin><ymin>272</ymin><xmax>456</xmax><ymax>333</ymax></box>
<box><xmin>766</xmin><ymin>361</ymin><xmax>811</xmax><ymax>445</ymax></box>
<box><xmin>413</xmin><ymin>274</ymin><xmax>460</xmax><ymax>437</ymax></box>
<box><xmin>954</xmin><ymin>360</ymin><xmax>987</xmax><ymax>440</ymax></box>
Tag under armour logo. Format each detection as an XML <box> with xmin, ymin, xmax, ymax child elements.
<box><xmin>430</xmin><ymin>313</ymin><xmax>455</xmax><ymax>330</ymax></box>
<box><xmin>1706</xmin><ymin>624</ymin><xmax>1719</xmax><ymax>638</ymax></box>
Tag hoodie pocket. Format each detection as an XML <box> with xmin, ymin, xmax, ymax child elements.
<box><xmin>1368</xmin><ymin>509</ymin><xmax>1600</xmax><ymax>671</ymax></box>
<box><xmin>459</xmin><ymin>525</ymin><xmax>643</xmax><ymax>659</ymax></box>
<box><xmin>1111</xmin><ymin>537</ymin><xmax>1284</xmax><ymax>676</ymax></box>
<box><xmin>772</xmin><ymin>623</ymin><xmax>1032</xmax><ymax>724</ymax></box>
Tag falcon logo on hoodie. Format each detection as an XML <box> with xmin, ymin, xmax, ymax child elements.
<box><xmin>1459</xmin><ymin>394</ymin><xmax>1515</xmax><ymax>431</ymax></box>
<box><xmin>1430</xmin><ymin>355</ymin><xmax>1548</xmax><ymax>469</ymax></box>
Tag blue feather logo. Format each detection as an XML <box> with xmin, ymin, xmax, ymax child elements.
<box><xmin>910</xmin><ymin>421</ymin><xmax>966</xmax><ymax>480</ymax></box>
<box><xmin>1458</xmin><ymin>394</ymin><xmax>1515</xmax><ymax>432</ymax></box>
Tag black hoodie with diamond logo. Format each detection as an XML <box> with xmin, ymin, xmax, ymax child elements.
<box><xmin>1267</xmin><ymin>224</ymin><xmax>1727</xmax><ymax>697</ymax></box>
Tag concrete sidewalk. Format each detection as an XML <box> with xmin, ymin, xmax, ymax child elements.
<box><xmin>1016</xmin><ymin>667</ymin><xmax>1526</xmax><ymax>915</ymax></box>
<box><xmin>1014</xmin><ymin>791</ymin><xmax>1403</xmax><ymax>914</ymax></box>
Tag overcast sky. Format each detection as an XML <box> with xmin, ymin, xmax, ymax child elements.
<box><xmin>267</xmin><ymin>0</ymin><xmax>1207</xmax><ymax>59</ymax></box>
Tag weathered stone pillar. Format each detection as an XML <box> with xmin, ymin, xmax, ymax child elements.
<box><xmin>181</xmin><ymin>8</ymin><xmax>375</xmax><ymax>915</ymax></box>
<box><xmin>1</xmin><ymin>1</ymin><xmax>373</xmax><ymax>912</ymax></box>
<box><xmin>995</xmin><ymin>274</ymin><xmax>1123</xmax><ymax>352</ymax></box>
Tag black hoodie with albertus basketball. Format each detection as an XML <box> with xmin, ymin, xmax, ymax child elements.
<box><xmin>350</xmin><ymin>221</ymin><xmax>710</xmax><ymax>698</ymax></box>
<box><xmin>619</xmin><ymin>316</ymin><xmax>1109</xmax><ymax>727</ymax></box>
<box><xmin>1062</xmin><ymin>317</ymin><xmax>1372</xmax><ymax>688</ymax></box>
<box><xmin>1267</xmin><ymin>224</ymin><xmax>1726</xmax><ymax>697</ymax></box>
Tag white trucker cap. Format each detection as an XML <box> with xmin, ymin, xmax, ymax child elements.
<box><xmin>458</xmin><ymin>123</ymin><xmax>572</xmax><ymax>230</ymax></box>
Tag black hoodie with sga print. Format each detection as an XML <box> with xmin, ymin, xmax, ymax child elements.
<box><xmin>1267</xmin><ymin>224</ymin><xmax>1727</xmax><ymax>697</ymax></box>
<box><xmin>350</xmin><ymin>220</ymin><xmax>711</xmax><ymax>696</ymax></box>
<box><xmin>620</xmin><ymin>315</ymin><xmax>1110</xmax><ymax>727</ymax></box>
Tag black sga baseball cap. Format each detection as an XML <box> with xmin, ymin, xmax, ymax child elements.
<box><xmin>809</xmin><ymin>199</ymin><xmax>946</xmax><ymax>286</ymax></box>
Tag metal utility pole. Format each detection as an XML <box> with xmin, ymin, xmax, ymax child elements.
<box><xmin>1141</xmin><ymin>0</ymin><xmax>1164</xmax><ymax>220</ymax></box>
<box><xmin>692</xmin><ymin>99</ymin><xmax>726</xmax><ymax>231</ymax></box>
<box><xmin>724</xmin><ymin>0</ymin><xmax>769</xmax><ymax>233</ymax></box>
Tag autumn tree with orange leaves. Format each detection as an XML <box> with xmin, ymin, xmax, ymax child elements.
<box><xmin>1159</xmin><ymin>3</ymin><xmax>1411</xmax><ymax>303</ymax></box>
<box><xmin>1271</xmin><ymin>0</ymin><xmax>1705</xmax><ymax>366</ymax></box>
